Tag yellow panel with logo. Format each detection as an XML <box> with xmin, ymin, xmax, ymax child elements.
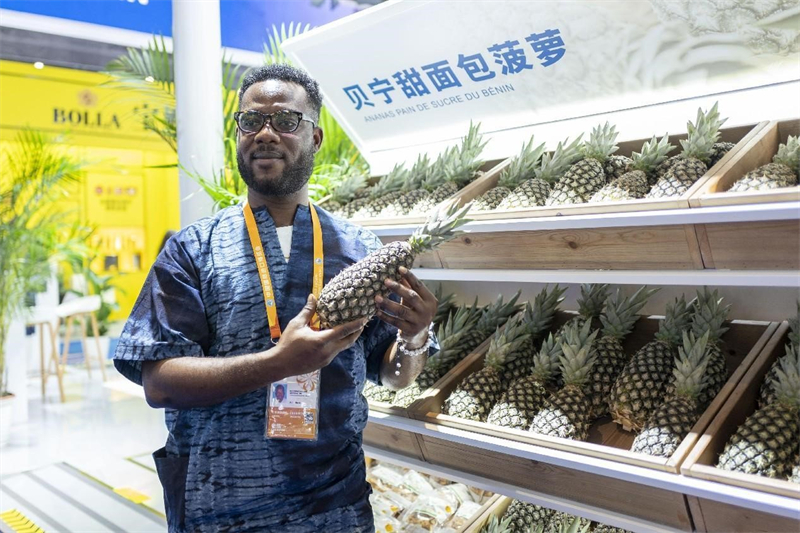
<box><xmin>0</xmin><ymin>60</ymin><xmax>180</xmax><ymax>322</ymax></box>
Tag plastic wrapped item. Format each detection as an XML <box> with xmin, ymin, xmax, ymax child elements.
<box><xmin>367</xmin><ymin>465</ymin><xmax>405</xmax><ymax>492</ymax></box>
<box><xmin>373</xmin><ymin>514</ymin><xmax>402</xmax><ymax>533</ymax></box>
<box><xmin>401</xmin><ymin>495</ymin><xmax>456</xmax><ymax>531</ymax></box>
<box><xmin>435</xmin><ymin>483</ymin><xmax>476</xmax><ymax>508</ymax></box>
<box><xmin>433</xmin><ymin>528</ymin><xmax>458</xmax><ymax>533</ymax></box>
<box><xmin>370</xmin><ymin>493</ymin><xmax>396</xmax><ymax>518</ymax></box>
<box><xmin>399</xmin><ymin>470</ymin><xmax>435</xmax><ymax>500</ymax></box>
<box><xmin>446</xmin><ymin>500</ymin><xmax>484</xmax><ymax>529</ymax></box>
<box><xmin>381</xmin><ymin>490</ymin><xmax>412</xmax><ymax>517</ymax></box>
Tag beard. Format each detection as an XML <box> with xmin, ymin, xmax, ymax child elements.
<box><xmin>237</xmin><ymin>143</ymin><xmax>315</xmax><ymax>197</ymax></box>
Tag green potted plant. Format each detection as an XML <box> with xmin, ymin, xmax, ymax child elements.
<box><xmin>0</xmin><ymin>130</ymin><xmax>89</xmax><ymax>443</ymax></box>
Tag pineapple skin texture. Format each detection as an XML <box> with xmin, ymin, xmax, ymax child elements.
<box><xmin>717</xmin><ymin>403</ymin><xmax>800</xmax><ymax>478</ymax></box>
<box><xmin>758</xmin><ymin>359</ymin><xmax>781</xmax><ymax>408</ymax></box>
<box><xmin>604</xmin><ymin>155</ymin><xmax>633</xmax><ymax>181</ymax></box>
<box><xmin>546</xmin><ymin>159</ymin><xmax>607</xmax><ymax>206</ymax></box>
<box><xmin>503</xmin><ymin>499</ymin><xmax>553</xmax><ymax>533</ymax></box>
<box><xmin>391</xmin><ymin>366</ymin><xmax>439</xmax><ymax>407</ymax></box>
<box><xmin>646</xmin><ymin>157</ymin><xmax>707</xmax><ymax>198</ymax></box>
<box><xmin>499</xmin><ymin>178</ymin><xmax>551</xmax><ymax>209</ymax></box>
<box><xmin>663</xmin><ymin>345</ymin><xmax>728</xmax><ymax>411</ymax></box>
<box><xmin>588</xmin><ymin>336</ymin><xmax>630</xmax><ymax>419</ymax></box>
<box><xmin>729</xmin><ymin>162</ymin><xmax>798</xmax><ymax>193</ymax></box>
<box><xmin>609</xmin><ymin>340</ymin><xmax>677</xmax><ymax>431</ymax></box>
<box><xmin>410</xmin><ymin>182</ymin><xmax>459</xmax><ymax>215</ymax></box>
<box><xmin>530</xmin><ymin>385</ymin><xmax>593</xmax><ymax>441</ymax></box>
<box><xmin>317</xmin><ymin>240</ymin><xmax>414</xmax><ymax>328</ymax></box>
<box><xmin>631</xmin><ymin>395</ymin><xmax>699</xmax><ymax>457</ymax></box>
<box><xmin>486</xmin><ymin>375</ymin><xmax>549</xmax><ymax>430</ymax></box>
<box><xmin>590</xmin><ymin>170</ymin><xmax>650</xmax><ymax>203</ymax></box>
<box><xmin>445</xmin><ymin>367</ymin><xmax>503</xmax><ymax>422</ymax></box>
<box><xmin>362</xmin><ymin>381</ymin><xmax>396</xmax><ymax>403</ymax></box>
<box><xmin>380</xmin><ymin>189</ymin><xmax>427</xmax><ymax>217</ymax></box>
<box><xmin>472</xmin><ymin>186</ymin><xmax>511</xmax><ymax>212</ymax></box>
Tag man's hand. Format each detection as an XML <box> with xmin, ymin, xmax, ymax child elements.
<box><xmin>271</xmin><ymin>294</ymin><xmax>367</xmax><ymax>378</ymax></box>
<box><xmin>374</xmin><ymin>266</ymin><xmax>437</xmax><ymax>348</ymax></box>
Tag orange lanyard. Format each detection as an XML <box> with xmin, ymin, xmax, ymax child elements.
<box><xmin>243</xmin><ymin>201</ymin><xmax>324</xmax><ymax>340</ymax></box>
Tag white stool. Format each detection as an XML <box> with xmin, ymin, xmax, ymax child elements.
<box><xmin>56</xmin><ymin>295</ymin><xmax>107</xmax><ymax>384</ymax></box>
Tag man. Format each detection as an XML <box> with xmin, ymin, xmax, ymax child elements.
<box><xmin>114</xmin><ymin>64</ymin><xmax>437</xmax><ymax>532</ymax></box>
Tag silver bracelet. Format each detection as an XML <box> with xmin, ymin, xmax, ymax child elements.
<box><xmin>394</xmin><ymin>324</ymin><xmax>434</xmax><ymax>375</ymax></box>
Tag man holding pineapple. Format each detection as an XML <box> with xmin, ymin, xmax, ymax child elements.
<box><xmin>114</xmin><ymin>64</ymin><xmax>437</xmax><ymax>532</ymax></box>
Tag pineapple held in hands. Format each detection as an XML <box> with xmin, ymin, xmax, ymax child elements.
<box><xmin>717</xmin><ymin>345</ymin><xmax>800</xmax><ymax>478</ymax></box>
<box><xmin>647</xmin><ymin>103</ymin><xmax>726</xmax><ymax>198</ymax></box>
<box><xmin>590</xmin><ymin>135</ymin><xmax>674</xmax><ymax>202</ymax></box>
<box><xmin>317</xmin><ymin>203</ymin><xmax>471</xmax><ymax>328</ymax></box>
<box><xmin>546</xmin><ymin>123</ymin><xmax>619</xmax><ymax>206</ymax></box>
<box><xmin>729</xmin><ymin>135</ymin><xmax>800</xmax><ymax>192</ymax></box>
<box><xmin>472</xmin><ymin>137</ymin><xmax>547</xmax><ymax>211</ymax></box>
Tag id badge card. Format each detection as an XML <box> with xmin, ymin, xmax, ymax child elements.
<box><xmin>266</xmin><ymin>370</ymin><xmax>321</xmax><ymax>440</ymax></box>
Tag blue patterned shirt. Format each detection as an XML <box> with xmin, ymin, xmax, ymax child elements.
<box><xmin>114</xmin><ymin>204</ymin><xmax>400</xmax><ymax>533</ymax></box>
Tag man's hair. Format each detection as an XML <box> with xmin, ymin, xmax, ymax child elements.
<box><xmin>239</xmin><ymin>64</ymin><xmax>323</xmax><ymax>120</ymax></box>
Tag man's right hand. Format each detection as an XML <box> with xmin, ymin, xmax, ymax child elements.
<box><xmin>270</xmin><ymin>294</ymin><xmax>367</xmax><ymax>378</ymax></box>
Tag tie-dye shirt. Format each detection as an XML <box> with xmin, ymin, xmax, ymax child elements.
<box><xmin>114</xmin><ymin>204</ymin><xmax>401</xmax><ymax>533</ymax></box>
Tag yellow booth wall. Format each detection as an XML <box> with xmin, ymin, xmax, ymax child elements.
<box><xmin>0</xmin><ymin>60</ymin><xmax>180</xmax><ymax>322</ymax></box>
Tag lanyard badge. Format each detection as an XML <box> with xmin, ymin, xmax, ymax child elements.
<box><xmin>243</xmin><ymin>202</ymin><xmax>324</xmax><ymax>441</ymax></box>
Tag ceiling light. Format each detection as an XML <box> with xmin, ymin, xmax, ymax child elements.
<box><xmin>33</xmin><ymin>62</ymin><xmax>44</xmax><ymax>69</ymax></box>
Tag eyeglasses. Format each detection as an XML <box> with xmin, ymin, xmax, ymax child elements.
<box><xmin>234</xmin><ymin>109</ymin><xmax>316</xmax><ymax>134</ymax></box>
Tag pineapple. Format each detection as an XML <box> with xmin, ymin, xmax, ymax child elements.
<box><xmin>487</xmin><ymin>333</ymin><xmax>563</xmax><ymax>430</ymax></box>
<box><xmin>546</xmin><ymin>123</ymin><xmax>619</xmax><ymax>206</ymax></box>
<box><xmin>472</xmin><ymin>137</ymin><xmax>547</xmax><ymax>211</ymax></box>
<box><xmin>631</xmin><ymin>332</ymin><xmax>712</xmax><ymax>457</ymax></box>
<box><xmin>544</xmin><ymin>512</ymin><xmax>591</xmax><ymax>533</ymax></box>
<box><xmin>378</xmin><ymin>154</ymin><xmax>432</xmax><ymax>218</ymax></box>
<box><xmin>444</xmin><ymin>314</ymin><xmax>532</xmax><ymax>422</ymax></box>
<box><xmin>609</xmin><ymin>296</ymin><xmax>694</xmax><ymax>432</ymax></box>
<box><xmin>317</xmin><ymin>203</ymin><xmax>470</xmax><ymax>328</ymax></box>
<box><xmin>530</xmin><ymin>321</ymin><xmax>599</xmax><ymax>440</ymax></box>
<box><xmin>558</xmin><ymin>283</ymin><xmax>611</xmax><ymax>337</ymax></box>
<box><xmin>362</xmin><ymin>381</ymin><xmax>395</xmax><ymax>403</ymax></box>
<box><xmin>502</xmin><ymin>499</ymin><xmax>554</xmax><ymax>533</ymax></box>
<box><xmin>457</xmin><ymin>291</ymin><xmax>524</xmax><ymax>358</ymax></box>
<box><xmin>588</xmin><ymin>286</ymin><xmax>659</xmax><ymax>418</ymax></box>
<box><xmin>498</xmin><ymin>137</ymin><xmax>583</xmax><ymax>210</ymax></box>
<box><xmin>759</xmin><ymin>302</ymin><xmax>799</xmax><ymax>408</ymax></box>
<box><xmin>709</xmin><ymin>141</ymin><xmax>736</xmax><ymax>167</ymax></box>
<box><xmin>729</xmin><ymin>135</ymin><xmax>800</xmax><ymax>192</ymax></box>
<box><xmin>501</xmin><ymin>285</ymin><xmax>567</xmax><ymax>386</ymax></box>
<box><xmin>647</xmin><ymin>103</ymin><xmax>726</xmax><ymax>198</ymax></box>
<box><xmin>788</xmin><ymin>459</ymin><xmax>800</xmax><ymax>484</ymax></box>
<box><xmin>410</xmin><ymin>122</ymin><xmax>487</xmax><ymax>215</ymax></box>
<box><xmin>604</xmin><ymin>154</ymin><xmax>633</xmax><ymax>181</ymax></box>
<box><xmin>480</xmin><ymin>514</ymin><xmax>513</xmax><ymax>533</ymax></box>
<box><xmin>391</xmin><ymin>304</ymin><xmax>478</xmax><ymax>408</ymax></box>
<box><xmin>590</xmin><ymin>135</ymin><xmax>674</xmax><ymax>202</ymax></box>
<box><xmin>593</xmin><ymin>525</ymin><xmax>634</xmax><ymax>533</ymax></box>
<box><xmin>325</xmin><ymin>165</ymin><xmax>368</xmax><ymax>218</ymax></box>
<box><xmin>351</xmin><ymin>163</ymin><xmax>409</xmax><ymax>219</ymax></box>
<box><xmin>717</xmin><ymin>345</ymin><xmax>800</xmax><ymax>478</ymax></box>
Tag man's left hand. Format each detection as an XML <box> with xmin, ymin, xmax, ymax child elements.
<box><xmin>375</xmin><ymin>266</ymin><xmax>436</xmax><ymax>347</ymax></box>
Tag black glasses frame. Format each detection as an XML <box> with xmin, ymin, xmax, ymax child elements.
<box><xmin>233</xmin><ymin>109</ymin><xmax>316</xmax><ymax>134</ymax></box>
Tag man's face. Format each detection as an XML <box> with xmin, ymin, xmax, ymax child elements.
<box><xmin>275</xmin><ymin>386</ymin><xmax>285</xmax><ymax>401</ymax></box>
<box><xmin>236</xmin><ymin>79</ymin><xmax>323</xmax><ymax>197</ymax></box>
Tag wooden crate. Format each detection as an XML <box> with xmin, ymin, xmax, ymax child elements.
<box><xmin>349</xmin><ymin>158</ymin><xmax>510</xmax><ymax>227</ymax></box>
<box><xmin>690</xmin><ymin>119</ymin><xmax>800</xmax><ymax>270</ymax></box>
<box><xmin>681</xmin><ymin>322</ymin><xmax>800</xmax><ymax>532</ymax></box>
<box><xmin>465</xmin><ymin>123</ymin><xmax>766</xmax><ymax>222</ymax></box>
<box><xmin>690</xmin><ymin>119</ymin><xmax>800</xmax><ymax>208</ymax></box>
<box><xmin>412</xmin><ymin>316</ymin><xmax>776</xmax><ymax>531</ymax></box>
<box><xmin>462</xmin><ymin>495</ymin><xmax>510</xmax><ymax>533</ymax></box>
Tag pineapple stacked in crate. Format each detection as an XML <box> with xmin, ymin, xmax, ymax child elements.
<box><xmin>681</xmin><ymin>305</ymin><xmax>799</xmax><ymax>533</ymax></box>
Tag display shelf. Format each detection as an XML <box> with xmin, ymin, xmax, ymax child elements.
<box><xmin>364</xmin><ymin>412</ymin><xmax>800</xmax><ymax>530</ymax></box>
<box><xmin>410</xmin><ymin>268</ymin><xmax>800</xmax><ymax>287</ymax></box>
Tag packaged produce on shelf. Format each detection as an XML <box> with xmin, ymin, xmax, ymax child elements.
<box><xmin>366</xmin><ymin>459</ymin><xmax>494</xmax><ymax>531</ymax></box>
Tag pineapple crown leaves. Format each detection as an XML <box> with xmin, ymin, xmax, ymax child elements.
<box><xmin>408</xmin><ymin>202</ymin><xmax>472</xmax><ymax>254</ymax></box>
<box><xmin>532</xmin><ymin>332</ymin><xmax>563</xmax><ymax>383</ymax></box>
<box><xmin>480</xmin><ymin>514</ymin><xmax>513</xmax><ymax>533</ymax></box>
<box><xmin>773</xmin><ymin>343</ymin><xmax>800</xmax><ymax>410</ymax></box>
<box><xmin>477</xmin><ymin>290</ymin><xmax>524</xmax><ymax>334</ymax></box>
<box><xmin>581</xmin><ymin>122</ymin><xmax>620</xmax><ymax>163</ymax></box>
<box><xmin>558</xmin><ymin>320</ymin><xmax>599</xmax><ymax>388</ymax></box>
<box><xmin>577</xmin><ymin>284</ymin><xmax>611</xmax><ymax>320</ymax></box>
<box><xmin>600</xmin><ymin>286</ymin><xmax>659</xmax><ymax>340</ymax></box>
<box><xmin>524</xmin><ymin>285</ymin><xmax>568</xmax><ymax>338</ymax></box>
<box><xmin>535</xmin><ymin>135</ymin><xmax>584</xmax><ymax>183</ymax></box>
<box><xmin>486</xmin><ymin>313</ymin><xmax>532</xmax><ymax>371</ymax></box>
<box><xmin>371</xmin><ymin>163</ymin><xmax>409</xmax><ymax>198</ymax></box>
<box><xmin>433</xmin><ymin>285</ymin><xmax>456</xmax><ymax>326</ymax></box>
<box><xmin>691</xmin><ymin>287</ymin><xmax>731</xmax><ymax>344</ymax></box>
<box><xmin>498</xmin><ymin>137</ymin><xmax>548</xmax><ymax>189</ymax></box>
<box><xmin>773</xmin><ymin>135</ymin><xmax>800</xmax><ymax>173</ymax></box>
<box><xmin>680</xmin><ymin>102</ymin><xmax>727</xmax><ymax>163</ymax></box>
<box><xmin>788</xmin><ymin>301</ymin><xmax>800</xmax><ymax>350</ymax></box>
<box><xmin>405</xmin><ymin>153</ymin><xmax>431</xmax><ymax>191</ymax></box>
<box><xmin>632</xmin><ymin>134</ymin><xmax>675</xmax><ymax>174</ymax></box>
<box><xmin>672</xmin><ymin>331</ymin><xmax>712</xmax><ymax>399</ymax></box>
<box><xmin>655</xmin><ymin>296</ymin><xmax>694</xmax><ymax>346</ymax></box>
<box><xmin>326</xmin><ymin>165</ymin><xmax>368</xmax><ymax>206</ymax></box>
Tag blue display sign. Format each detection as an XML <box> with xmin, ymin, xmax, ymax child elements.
<box><xmin>0</xmin><ymin>0</ymin><xmax>363</xmax><ymax>53</ymax></box>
